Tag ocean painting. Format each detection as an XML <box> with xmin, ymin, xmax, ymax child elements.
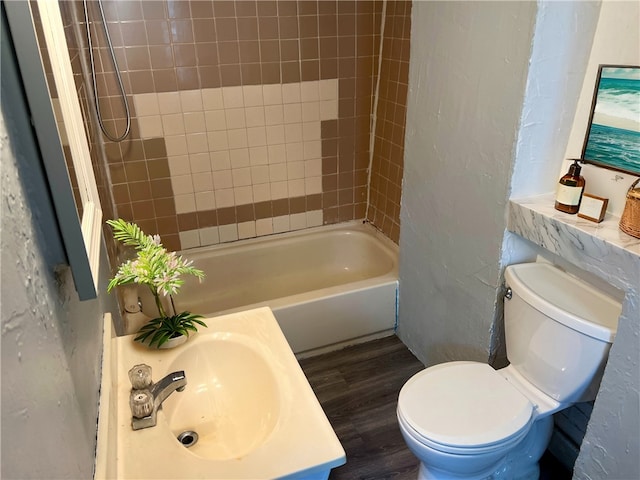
<box><xmin>582</xmin><ymin>66</ymin><xmax>640</xmax><ymax>175</ymax></box>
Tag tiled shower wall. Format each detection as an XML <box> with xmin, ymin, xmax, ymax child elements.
<box><xmin>62</xmin><ymin>0</ymin><xmax>410</xmax><ymax>251</ymax></box>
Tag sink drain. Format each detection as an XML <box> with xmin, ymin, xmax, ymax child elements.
<box><xmin>177</xmin><ymin>430</ymin><xmax>199</xmax><ymax>448</ymax></box>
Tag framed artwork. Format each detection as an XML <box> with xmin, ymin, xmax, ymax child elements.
<box><xmin>581</xmin><ymin>65</ymin><xmax>640</xmax><ymax>176</ymax></box>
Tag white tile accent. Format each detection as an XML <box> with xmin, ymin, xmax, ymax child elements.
<box><xmin>189</xmin><ymin>153</ymin><xmax>211</xmax><ymax>173</ymax></box>
<box><xmin>283</xmin><ymin>103</ymin><xmax>302</xmax><ymax>124</ymax></box>
<box><xmin>284</xmin><ymin>123</ymin><xmax>303</xmax><ymax>143</ymax></box>
<box><xmin>301</xmin><ymin>81</ymin><xmax>320</xmax><ymax>102</ymax></box>
<box><xmin>227</xmin><ymin>128</ymin><xmax>248</xmax><ymax>149</ymax></box>
<box><xmin>247</xmin><ymin>126</ymin><xmax>267</xmax><ymax>147</ymax></box>
<box><xmin>222</xmin><ymin>86</ymin><xmax>244</xmax><ymax>108</ymax></box>
<box><xmin>186</xmin><ymin>133</ymin><xmax>209</xmax><ymax>154</ymax></box>
<box><xmin>174</xmin><ymin>193</ymin><xmax>196</xmax><ymax>214</ymax></box>
<box><xmin>212</xmin><ymin>170</ymin><xmax>233</xmax><ymax>189</ymax></box>
<box><xmin>268</xmin><ymin>144</ymin><xmax>287</xmax><ymax>164</ymax></box>
<box><xmin>250</xmin><ymin>165</ymin><xmax>270</xmax><ymax>184</ymax></box>
<box><xmin>232</xmin><ymin>167</ymin><xmax>252</xmax><ymax>187</ymax></box>
<box><xmin>252</xmin><ymin>183</ymin><xmax>271</xmax><ymax>202</ymax></box>
<box><xmin>171</xmin><ymin>175</ymin><xmax>194</xmax><ymax>195</ymax></box>
<box><xmin>306</xmin><ymin>210</ymin><xmax>323</xmax><ymax>227</ymax></box>
<box><xmin>165</xmin><ymin>135</ymin><xmax>188</xmax><ymax>156</ymax></box>
<box><xmin>243</xmin><ymin>85</ymin><xmax>264</xmax><ymax>107</ymax></box>
<box><xmin>195</xmin><ymin>191</ymin><xmax>216</xmax><ymax>211</ymax></box>
<box><xmin>249</xmin><ymin>146</ymin><xmax>269</xmax><ymax>166</ymax></box>
<box><xmin>205</xmin><ymin>110</ymin><xmax>227</xmax><ymax>131</ymax></box>
<box><xmin>183</xmin><ymin>112</ymin><xmax>206</xmax><ymax>133</ymax></box>
<box><xmin>192</xmin><ymin>172</ymin><xmax>213</xmax><ymax>192</ymax></box>
<box><xmin>133</xmin><ymin>79</ymin><xmax>339</xmax><ymax>217</ymax></box>
<box><xmin>245</xmin><ymin>106</ymin><xmax>265</xmax><ymax>127</ymax></box>
<box><xmin>262</xmin><ymin>84</ymin><xmax>283</xmax><ymax>105</ymax></box>
<box><xmin>230</xmin><ymin>148</ymin><xmax>251</xmax><ymax>168</ymax></box>
<box><xmin>255</xmin><ymin>218</ymin><xmax>274</xmax><ymax>236</ymax></box>
<box><xmin>202</xmin><ymin>88</ymin><xmax>224</xmax><ymax>110</ymax></box>
<box><xmin>264</xmin><ymin>105</ymin><xmax>284</xmax><ymax>125</ymax></box>
<box><xmin>234</xmin><ymin>186</ymin><xmax>253</xmax><ymax>205</ymax></box>
<box><xmin>303</xmin><ymin>140</ymin><xmax>321</xmax><ymax>160</ymax></box>
<box><xmin>266</xmin><ymin>125</ymin><xmax>285</xmax><ymax>145</ymax></box>
<box><xmin>138</xmin><ymin>115</ymin><xmax>163</xmax><ymax>138</ymax></box>
<box><xmin>210</xmin><ymin>150</ymin><xmax>231</xmax><ymax>171</ymax></box>
<box><xmin>305</xmin><ymin>176</ymin><xmax>322</xmax><ymax>195</ymax></box>
<box><xmin>282</xmin><ymin>83</ymin><xmax>301</xmax><ymax>103</ymax></box>
<box><xmin>199</xmin><ymin>226</ymin><xmax>220</xmax><ymax>246</ymax></box>
<box><xmin>215</xmin><ymin>188</ymin><xmax>235</xmax><ymax>208</ymax></box>
<box><xmin>133</xmin><ymin>93</ymin><xmax>160</xmax><ymax>116</ymax></box>
<box><xmin>270</xmin><ymin>181</ymin><xmax>288</xmax><ymax>199</ymax></box>
<box><xmin>180</xmin><ymin>90</ymin><xmax>203</xmax><ymax>113</ymax></box>
<box><xmin>218</xmin><ymin>223</ymin><xmax>239</xmax><ymax>243</ymax></box>
<box><xmin>225</xmin><ymin>108</ymin><xmax>246</xmax><ymax>129</ymax></box>
<box><xmin>288</xmin><ymin>178</ymin><xmax>305</xmax><ymax>197</ymax></box>
<box><xmin>158</xmin><ymin>92</ymin><xmax>182</xmax><ymax>114</ymax></box>
<box><xmin>162</xmin><ymin>114</ymin><xmax>185</xmax><ymax>136</ymax></box>
<box><xmin>273</xmin><ymin>215</ymin><xmax>290</xmax><ymax>233</ymax></box>
<box><xmin>269</xmin><ymin>163</ymin><xmax>287</xmax><ymax>182</ymax></box>
<box><xmin>287</xmin><ymin>161</ymin><xmax>305</xmax><ymax>180</ymax></box>
<box><xmin>168</xmin><ymin>155</ymin><xmax>191</xmax><ymax>176</ymax></box>
<box><xmin>238</xmin><ymin>221</ymin><xmax>256</xmax><ymax>239</ymax></box>
<box><xmin>286</xmin><ymin>142</ymin><xmax>304</xmax><ymax>162</ymax></box>
<box><xmin>179</xmin><ymin>230</ymin><xmax>201</xmax><ymax>249</ymax></box>
<box><xmin>290</xmin><ymin>212</ymin><xmax>307</xmax><ymax>230</ymax></box>
<box><xmin>208</xmin><ymin>131</ymin><xmax>229</xmax><ymax>151</ymax></box>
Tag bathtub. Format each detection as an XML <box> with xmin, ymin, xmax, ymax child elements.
<box><xmin>126</xmin><ymin>221</ymin><xmax>398</xmax><ymax>356</ymax></box>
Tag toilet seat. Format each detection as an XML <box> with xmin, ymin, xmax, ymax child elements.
<box><xmin>397</xmin><ymin>361</ymin><xmax>533</xmax><ymax>454</ymax></box>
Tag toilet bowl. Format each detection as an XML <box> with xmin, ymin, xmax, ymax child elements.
<box><xmin>397</xmin><ymin>263</ymin><xmax>622</xmax><ymax>480</ymax></box>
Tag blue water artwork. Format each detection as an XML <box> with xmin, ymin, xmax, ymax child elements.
<box><xmin>582</xmin><ymin>66</ymin><xmax>640</xmax><ymax>175</ymax></box>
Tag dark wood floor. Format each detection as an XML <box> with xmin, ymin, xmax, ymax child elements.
<box><xmin>298</xmin><ymin>335</ymin><xmax>572</xmax><ymax>480</ymax></box>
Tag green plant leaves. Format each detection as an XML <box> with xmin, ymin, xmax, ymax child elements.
<box><xmin>134</xmin><ymin>312</ymin><xmax>207</xmax><ymax>348</ymax></box>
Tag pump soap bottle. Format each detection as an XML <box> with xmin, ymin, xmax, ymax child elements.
<box><xmin>555</xmin><ymin>159</ymin><xmax>585</xmax><ymax>214</ymax></box>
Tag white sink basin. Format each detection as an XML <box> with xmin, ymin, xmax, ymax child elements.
<box><xmin>96</xmin><ymin>307</ymin><xmax>345</xmax><ymax>479</ymax></box>
<box><xmin>162</xmin><ymin>334</ymin><xmax>280</xmax><ymax>460</ymax></box>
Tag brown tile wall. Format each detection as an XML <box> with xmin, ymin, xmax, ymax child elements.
<box><xmin>368</xmin><ymin>0</ymin><xmax>411</xmax><ymax>243</ymax></box>
<box><xmin>59</xmin><ymin>0</ymin><xmax>408</xmax><ymax>250</ymax></box>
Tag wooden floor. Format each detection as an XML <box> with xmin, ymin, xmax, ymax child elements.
<box><xmin>298</xmin><ymin>335</ymin><xmax>572</xmax><ymax>480</ymax></box>
<box><xmin>298</xmin><ymin>335</ymin><xmax>423</xmax><ymax>479</ymax></box>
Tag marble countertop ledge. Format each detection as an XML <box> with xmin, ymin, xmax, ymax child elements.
<box><xmin>509</xmin><ymin>193</ymin><xmax>640</xmax><ymax>260</ymax></box>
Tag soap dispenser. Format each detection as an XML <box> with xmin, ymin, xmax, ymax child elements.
<box><xmin>555</xmin><ymin>159</ymin><xmax>585</xmax><ymax>214</ymax></box>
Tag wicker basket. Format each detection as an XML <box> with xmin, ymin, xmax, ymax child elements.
<box><xmin>619</xmin><ymin>178</ymin><xmax>640</xmax><ymax>239</ymax></box>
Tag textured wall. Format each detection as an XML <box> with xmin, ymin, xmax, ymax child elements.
<box><xmin>397</xmin><ymin>0</ymin><xmax>537</xmax><ymax>365</ymax></box>
<box><xmin>1</xmin><ymin>15</ymin><xmax>117</xmax><ymax>478</ymax></box>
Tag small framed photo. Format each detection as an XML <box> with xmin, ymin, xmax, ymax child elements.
<box><xmin>578</xmin><ymin>193</ymin><xmax>609</xmax><ymax>223</ymax></box>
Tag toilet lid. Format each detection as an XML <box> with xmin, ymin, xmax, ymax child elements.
<box><xmin>398</xmin><ymin>361</ymin><xmax>533</xmax><ymax>449</ymax></box>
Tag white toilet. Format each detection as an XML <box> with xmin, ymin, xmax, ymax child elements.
<box><xmin>397</xmin><ymin>262</ymin><xmax>622</xmax><ymax>480</ymax></box>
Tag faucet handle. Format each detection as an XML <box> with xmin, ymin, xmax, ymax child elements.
<box><xmin>130</xmin><ymin>389</ymin><xmax>153</xmax><ymax>418</ymax></box>
<box><xmin>128</xmin><ymin>364</ymin><xmax>152</xmax><ymax>389</ymax></box>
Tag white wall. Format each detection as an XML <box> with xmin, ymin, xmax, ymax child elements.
<box><xmin>398</xmin><ymin>0</ymin><xmax>538</xmax><ymax>365</ymax></box>
<box><xmin>1</xmin><ymin>16</ymin><xmax>117</xmax><ymax>478</ymax></box>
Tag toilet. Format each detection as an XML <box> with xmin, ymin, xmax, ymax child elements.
<box><xmin>397</xmin><ymin>262</ymin><xmax>622</xmax><ymax>480</ymax></box>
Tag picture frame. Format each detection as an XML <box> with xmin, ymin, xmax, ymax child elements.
<box><xmin>581</xmin><ymin>65</ymin><xmax>640</xmax><ymax>176</ymax></box>
<box><xmin>578</xmin><ymin>193</ymin><xmax>609</xmax><ymax>223</ymax></box>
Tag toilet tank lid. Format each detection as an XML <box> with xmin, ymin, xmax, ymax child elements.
<box><xmin>504</xmin><ymin>263</ymin><xmax>622</xmax><ymax>342</ymax></box>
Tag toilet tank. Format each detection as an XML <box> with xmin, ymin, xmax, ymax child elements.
<box><xmin>503</xmin><ymin>263</ymin><xmax>622</xmax><ymax>403</ymax></box>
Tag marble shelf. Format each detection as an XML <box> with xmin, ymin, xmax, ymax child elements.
<box><xmin>508</xmin><ymin>194</ymin><xmax>640</xmax><ymax>292</ymax></box>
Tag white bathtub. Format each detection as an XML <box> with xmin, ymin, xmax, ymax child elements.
<box><xmin>127</xmin><ymin>221</ymin><xmax>398</xmax><ymax>356</ymax></box>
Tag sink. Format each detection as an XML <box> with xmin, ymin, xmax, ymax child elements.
<box><xmin>162</xmin><ymin>334</ymin><xmax>280</xmax><ymax>460</ymax></box>
<box><xmin>96</xmin><ymin>307</ymin><xmax>345</xmax><ymax>480</ymax></box>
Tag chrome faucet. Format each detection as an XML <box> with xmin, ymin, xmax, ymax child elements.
<box><xmin>128</xmin><ymin>364</ymin><xmax>187</xmax><ymax>430</ymax></box>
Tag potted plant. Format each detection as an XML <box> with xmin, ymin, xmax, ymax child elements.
<box><xmin>107</xmin><ymin>219</ymin><xmax>206</xmax><ymax>348</ymax></box>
